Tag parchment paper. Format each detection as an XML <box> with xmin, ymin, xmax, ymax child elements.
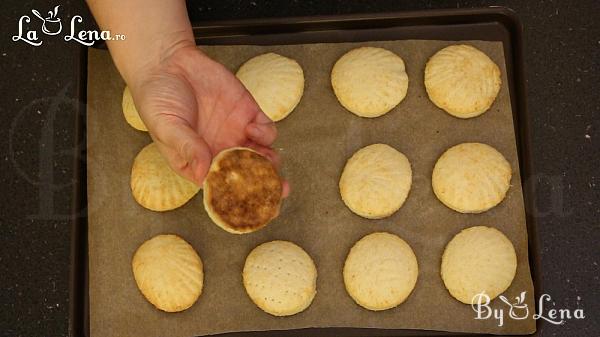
<box><xmin>87</xmin><ymin>40</ymin><xmax>536</xmax><ymax>336</ymax></box>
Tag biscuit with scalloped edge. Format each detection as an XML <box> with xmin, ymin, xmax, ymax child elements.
<box><xmin>331</xmin><ymin>47</ymin><xmax>409</xmax><ymax>117</ymax></box>
<box><xmin>425</xmin><ymin>44</ymin><xmax>501</xmax><ymax>118</ymax></box>
<box><xmin>441</xmin><ymin>226</ymin><xmax>517</xmax><ymax>304</ymax></box>
<box><xmin>131</xmin><ymin>143</ymin><xmax>200</xmax><ymax>211</ymax></box>
<box><xmin>432</xmin><ymin>142</ymin><xmax>511</xmax><ymax>213</ymax></box>
<box><xmin>132</xmin><ymin>234</ymin><xmax>203</xmax><ymax>312</ymax></box>
<box><xmin>339</xmin><ymin>144</ymin><xmax>412</xmax><ymax>219</ymax></box>
<box><xmin>236</xmin><ymin>53</ymin><xmax>304</xmax><ymax>121</ymax></box>
<box><xmin>122</xmin><ymin>86</ymin><xmax>148</xmax><ymax>131</ymax></box>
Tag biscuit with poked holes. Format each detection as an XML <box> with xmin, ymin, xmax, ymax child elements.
<box><xmin>243</xmin><ymin>240</ymin><xmax>317</xmax><ymax>316</ymax></box>
<box><xmin>343</xmin><ymin>232</ymin><xmax>418</xmax><ymax>311</ymax></box>
<box><xmin>432</xmin><ymin>142</ymin><xmax>511</xmax><ymax>213</ymax></box>
<box><xmin>331</xmin><ymin>47</ymin><xmax>408</xmax><ymax>117</ymax></box>
<box><xmin>339</xmin><ymin>144</ymin><xmax>412</xmax><ymax>219</ymax></box>
<box><xmin>236</xmin><ymin>53</ymin><xmax>304</xmax><ymax>121</ymax></box>
<box><xmin>203</xmin><ymin>147</ymin><xmax>282</xmax><ymax>234</ymax></box>
<box><xmin>132</xmin><ymin>234</ymin><xmax>203</xmax><ymax>312</ymax></box>
<box><xmin>441</xmin><ymin>226</ymin><xmax>517</xmax><ymax>304</ymax></box>
<box><xmin>130</xmin><ymin>143</ymin><xmax>200</xmax><ymax>211</ymax></box>
<box><xmin>425</xmin><ymin>44</ymin><xmax>501</xmax><ymax>118</ymax></box>
<box><xmin>122</xmin><ymin>86</ymin><xmax>148</xmax><ymax>131</ymax></box>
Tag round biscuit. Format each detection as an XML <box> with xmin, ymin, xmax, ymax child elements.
<box><xmin>331</xmin><ymin>47</ymin><xmax>409</xmax><ymax>117</ymax></box>
<box><xmin>425</xmin><ymin>44</ymin><xmax>501</xmax><ymax>118</ymax></box>
<box><xmin>343</xmin><ymin>232</ymin><xmax>418</xmax><ymax>311</ymax></box>
<box><xmin>130</xmin><ymin>143</ymin><xmax>200</xmax><ymax>211</ymax></box>
<box><xmin>122</xmin><ymin>86</ymin><xmax>148</xmax><ymax>131</ymax></box>
<box><xmin>432</xmin><ymin>142</ymin><xmax>511</xmax><ymax>213</ymax></box>
<box><xmin>132</xmin><ymin>234</ymin><xmax>203</xmax><ymax>312</ymax></box>
<box><xmin>243</xmin><ymin>240</ymin><xmax>317</xmax><ymax>316</ymax></box>
<box><xmin>203</xmin><ymin>147</ymin><xmax>282</xmax><ymax>234</ymax></box>
<box><xmin>441</xmin><ymin>226</ymin><xmax>517</xmax><ymax>304</ymax></box>
<box><xmin>236</xmin><ymin>53</ymin><xmax>304</xmax><ymax>121</ymax></box>
<box><xmin>339</xmin><ymin>144</ymin><xmax>412</xmax><ymax>219</ymax></box>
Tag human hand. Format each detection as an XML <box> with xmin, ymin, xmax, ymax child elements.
<box><xmin>130</xmin><ymin>44</ymin><xmax>289</xmax><ymax>196</ymax></box>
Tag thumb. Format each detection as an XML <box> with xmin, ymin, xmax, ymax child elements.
<box><xmin>150</xmin><ymin>116</ymin><xmax>212</xmax><ymax>185</ymax></box>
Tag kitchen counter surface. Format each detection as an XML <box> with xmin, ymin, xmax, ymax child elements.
<box><xmin>1</xmin><ymin>1</ymin><xmax>597</xmax><ymax>337</ymax></box>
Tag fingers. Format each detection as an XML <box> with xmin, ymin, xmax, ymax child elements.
<box><xmin>245</xmin><ymin>98</ymin><xmax>277</xmax><ymax>146</ymax></box>
<box><xmin>243</xmin><ymin>141</ymin><xmax>290</xmax><ymax>198</ymax></box>
<box><xmin>154</xmin><ymin>142</ymin><xmax>198</xmax><ymax>184</ymax></box>
<box><xmin>246</xmin><ymin>121</ymin><xmax>277</xmax><ymax>146</ymax></box>
<box><xmin>243</xmin><ymin>142</ymin><xmax>280</xmax><ymax>168</ymax></box>
<box><xmin>252</xmin><ymin>107</ymin><xmax>273</xmax><ymax>124</ymax></box>
<box><xmin>281</xmin><ymin>180</ymin><xmax>290</xmax><ymax>198</ymax></box>
<box><xmin>150</xmin><ymin>116</ymin><xmax>212</xmax><ymax>185</ymax></box>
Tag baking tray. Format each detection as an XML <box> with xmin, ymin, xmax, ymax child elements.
<box><xmin>70</xmin><ymin>7</ymin><xmax>542</xmax><ymax>337</ymax></box>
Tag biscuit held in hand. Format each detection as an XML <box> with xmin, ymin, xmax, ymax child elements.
<box><xmin>203</xmin><ymin>147</ymin><xmax>283</xmax><ymax>234</ymax></box>
<box><xmin>131</xmin><ymin>45</ymin><xmax>282</xmax><ymax>186</ymax></box>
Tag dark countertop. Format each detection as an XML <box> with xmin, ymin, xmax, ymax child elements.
<box><xmin>1</xmin><ymin>1</ymin><xmax>597</xmax><ymax>336</ymax></box>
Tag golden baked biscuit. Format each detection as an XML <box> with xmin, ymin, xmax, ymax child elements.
<box><xmin>425</xmin><ymin>44</ymin><xmax>501</xmax><ymax>118</ymax></box>
<box><xmin>122</xmin><ymin>86</ymin><xmax>148</xmax><ymax>131</ymax></box>
<box><xmin>132</xmin><ymin>234</ymin><xmax>203</xmax><ymax>312</ymax></box>
<box><xmin>243</xmin><ymin>240</ymin><xmax>317</xmax><ymax>316</ymax></box>
<box><xmin>236</xmin><ymin>53</ymin><xmax>304</xmax><ymax>121</ymax></box>
<box><xmin>339</xmin><ymin>144</ymin><xmax>412</xmax><ymax>219</ymax></box>
<box><xmin>343</xmin><ymin>232</ymin><xmax>419</xmax><ymax>311</ymax></box>
<box><xmin>130</xmin><ymin>143</ymin><xmax>200</xmax><ymax>211</ymax></box>
<box><xmin>203</xmin><ymin>147</ymin><xmax>282</xmax><ymax>234</ymax></box>
<box><xmin>441</xmin><ymin>226</ymin><xmax>517</xmax><ymax>304</ymax></box>
<box><xmin>432</xmin><ymin>142</ymin><xmax>511</xmax><ymax>213</ymax></box>
<box><xmin>331</xmin><ymin>47</ymin><xmax>409</xmax><ymax>117</ymax></box>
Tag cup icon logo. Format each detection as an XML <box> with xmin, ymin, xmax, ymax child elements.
<box><xmin>31</xmin><ymin>5</ymin><xmax>62</xmax><ymax>36</ymax></box>
<box><xmin>499</xmin><ymin>291</ymin><xmax>529</xmax><ymax>320</ymax></box>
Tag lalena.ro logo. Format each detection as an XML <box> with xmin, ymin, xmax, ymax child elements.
<box><xmin>472</xmin><ymin>291</ymin><xmax>585</xmax><ymax>327</ymax></box>
<box><xmin>12</xmin><ymin>5</ymin><xmax>125</xmax><ymax>47</ymax></box>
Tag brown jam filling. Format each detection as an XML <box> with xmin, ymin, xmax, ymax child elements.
<box><xmin>207</xmin><ymin>149</ymin><xmax>282</xmax><ymax>231</ymax></box>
